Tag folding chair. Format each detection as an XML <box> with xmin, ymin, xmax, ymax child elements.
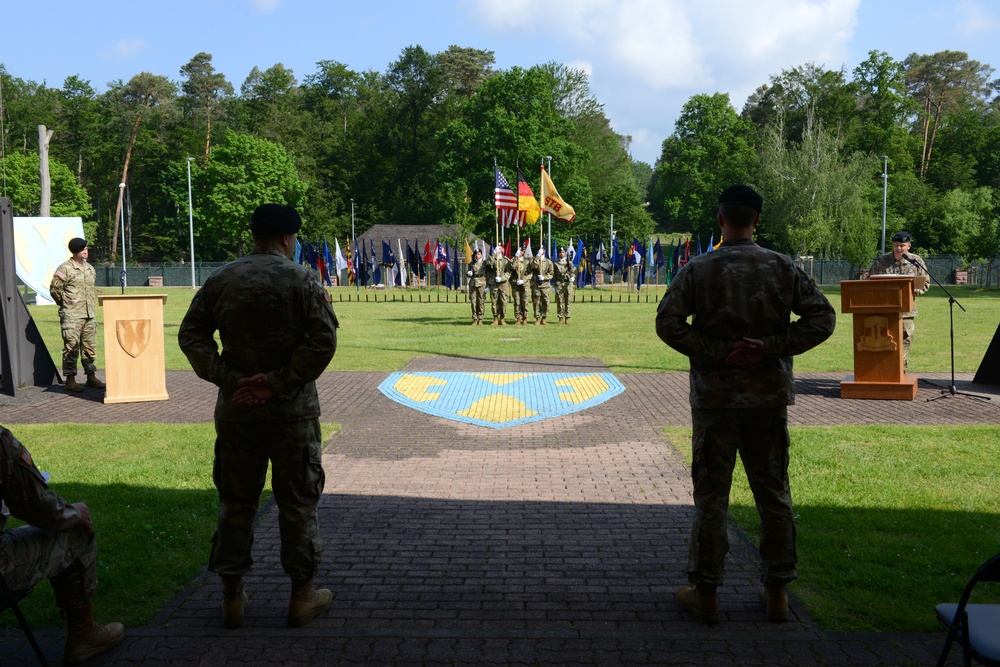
<box><xmin>936</xmin><ymin>551</ymin><xmax>1000</xmax><ymax>666</ymax></box>
<box><xmin>0</xmin><ymin>570</ymin><xmax>49</xmax><ymax>666</ymax></box>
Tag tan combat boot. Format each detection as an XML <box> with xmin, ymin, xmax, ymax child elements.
<box><xmin>564</xmin><ymin>318</ymin><xmax>570</xmax><ymax>326</ymax></box>
<box><xmin>221</xmin><ymin>575</ymin><xmax>247</xmax><ymax>629</ymax></box>
<box><xmin>676</xmin><ymin>583</ymin><xmax>719</xmax><ymax>624</ymax></box>
<box><xmin>499</xmin><ymin>319</ymin><xmax>506</xmax><ymax>326</ymax></box>
<box><xmin>558</xmin><ymin>317</ymin><xmax>564</xmax><ymax>324</ymax></box>
<box><xmin>534</xmin><ymin>318</ymin><xmax>540</xmax><ymax>326</ymax></box>
<box><xmin>287</xmin><ymin>580</ymin><xmax>333</xmax><ymax>628</ymax></box>
<box><xmin>491</xmin><ymin>318</ymin><xmax>498</xmax><ymax>326</ymax></box>
<box><xmin>763</xmin><ymin>583</ymin><xmax>789</xmax><ymax>622</ymax></box>
<box><xmin>63</xmin><ymin>603</ymin><xmax>125</xmax><ymax>664</ymax></box>
<box><xmin>86</xmin><ymin>373</ymin><xmax>106</xmax><ymax>389</ymax></box>
<box><xmin>64</xmin><ymin>375</ymin><xmax>84</xmax><ymax>393</ymax></box>
<box><xmin>540</xmin><ymin>317</ymin><xmax>547</xmax><ymax>326</ymax></box>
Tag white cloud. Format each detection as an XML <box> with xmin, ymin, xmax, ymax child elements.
<box><xmin>99</xmin><ymin>38</ymin><xmax>146</xmax><ymax>61</ymax></box>
<box><xmin>565</xmin><ymin>60</ymin><xmax>593</xmax><ymax>77</ymax></box>
<box><xmin>250</xmin><ymin>0</ymin><xmax>282</xmax><ymax>12</ymax></box>
<box><xmin>468</xmin><ymin>0</ymin><xmax>863</xmax><ymax>162</ymax></box>
<box><xmin>954</xmin><ymin>0</ymin><xmax>998</xmax><ymax>37</ymax></box>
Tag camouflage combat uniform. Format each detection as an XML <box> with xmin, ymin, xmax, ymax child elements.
<box><xmin>509</xmin><ymin>255</ymin><xmax>531</xmax><ymax>324</ymax></box>
<box><xmin>868</xmin><ymin>252</ymin><xmax>929</xmax><ymax>371</ymax></box>
<box><xmin>178</xmin><ymin>248</ymin><xmax>339</xmax><ymax>582</ymax></box>
<box><xmin>0</xmin><ymin>425</ymin><xmax>97</xmax><ymax>607</ymax></box>
<box><xmin>655</xmin><ymin>238</ymin><xmax>835</xmax><ymax>587</ymax></box>
<box><xmin>529</xmin><ymin>254</ymin><xmax>554</xmax><ymax>322</ymax></box>
<box><xmin>553</xmin><ymin>256</ymin><xmax>576</xmax><ymax>321</ymax></box>
<box><xmin>467</xmin><ymin>256</ymin><xmax>487</xmax><ymax>324</ymax></box>
<box><xmin>487</xmin><ymin>253</ymin><xmax>512</xmax><ymax>324</ymax></box>
<box><xmin>49</xmin><ymin>257</ymin><xmax>99</xmax><ymax>380</ymax></box>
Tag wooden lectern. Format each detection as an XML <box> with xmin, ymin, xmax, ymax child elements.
<box><xmin>98</xmin><ymin>294</ymin><xmax>169</xmax><ymax>404</ymax></box>
<box><xmin>840</xmin><ymin>277</ymin><xmax>917</xmax><ymax>400</ymax></box>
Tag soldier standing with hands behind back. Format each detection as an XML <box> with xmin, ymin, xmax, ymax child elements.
<box><xmin>656</xmin><ymin>185</ymin><xmax>836</xmax><ymax>625</ymax></box>
<box><xmin>49</xmin><ymin>237</ymin><xmax>104</xmax><ymax>393</ymax></box>
<box><xmin>178</xmin><ymin>204</ymin><xmax>340</xmax><ymax>630</ymax></box>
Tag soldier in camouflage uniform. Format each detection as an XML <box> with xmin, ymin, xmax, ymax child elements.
<box><xmin>553</xmin><ymin>247</ymin><xmax>576</xmax><ymax>324</ymax></box>
<box><xmin>0</xmin><ymin>425</ymin><xmax>124</xmax><ymax>663</ymax></box>
<box><xmin>487</xmin><ymin>246</ymin><xmax>512</xmax><ymax>325</ymax></box>
<box><xmin>529</xmin><ymin>247</ymin><xmax>554</xmax><ymax>325</ymax></box>
<box><xmin>867</xmin><ymin>231</ymin><xmax>929</xmax><ymax>372</ymax></box>
<box><xmin>467</xmin><ymin>248</ymin><xmax>487</xmax><ymax>325</ymax></box>
<box><xmin>509</xmin><ymin>247</ymin><xmax>531</xmax><ymax>325</ymax></box>
<box><xmin>178</xmin><ymin>204</ymin><xmax>340</xmax><ymax>630</ymax></box>
<box><xmin>655</xmin><ymin>186</ymin><xmax>836</xmax><ymax>625</ymax></box>
<box><xmin>49</xmin><ymin>237</ymin><xmax>104</xmax><ymax>393</ymax></box>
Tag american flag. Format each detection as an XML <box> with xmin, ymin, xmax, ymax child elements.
<box><xmin>494</xmin><ymin>165</ymin><xmax>520</xmax><ymax>228</ymax></box>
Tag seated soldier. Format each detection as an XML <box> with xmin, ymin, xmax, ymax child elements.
<box><xmin>0</xmin><ymin>424</ymin><xmax>124</xmax><ymax>664</ymax></box>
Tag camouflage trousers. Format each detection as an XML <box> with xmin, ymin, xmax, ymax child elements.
<box><xmin>490</xmin><ymin>284</ymin><xmax>510</xmax><ymax>321</ymax></box>
<box><xmin>688</xmin><ymin>407</ymin><xmax>796</xmax><ymax>586</ymax></box>
<box><xmin>61</xmin><ymin>316</ymin><xmax>98</xmax><ymax>376</ymax></box>
<box><xmin>902</xmin><ymin>317</ymin><xmax>915</xmax><ymax>371</ymax></box>
<box><xmin>1</xmin><ymin>523</ymin><xmax>97</xmax><ymax>607</ymax></box>
<box><xmin>211</xmin><ymin>418</ymin><xmax>325</xmax><ymax>581</ymax></box>
<box><xmin>531</xmin><ymin>286</ymin><xmax>551</xmax><ymax>320</ymax></box>
<box><xmin>511</xmin><ymin>283</ymin><xmax>529</xmax><ymax>321</ymax></box>
<box><xmin>469</xmin><ymin>286</ymin><xmax>486</xmax><ymax>322</ymax></box>
<box><xmin>555</xmin><ymin>283</ymin><xmax>573</xmax><ymax>319</ymax></box>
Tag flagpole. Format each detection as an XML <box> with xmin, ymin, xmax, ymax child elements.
<box><xmin>544</xmin><ymin>157</ymin><xmax>552</xmax><ymax>258</ymax></box>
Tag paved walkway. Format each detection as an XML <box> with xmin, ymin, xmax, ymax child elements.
<box><xmin>2</xmin><ymin>362</ymin><xmax>998</xmax><ymax>665</ymax></box>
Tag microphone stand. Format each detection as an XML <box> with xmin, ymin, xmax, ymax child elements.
<box><xmin>909</xmin><ymin>257</ymin><xmax>991</xmax><ymax>402</ymax></box>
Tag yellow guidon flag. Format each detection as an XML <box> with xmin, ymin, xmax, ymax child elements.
<box><xmin>516</xmin><ymin>167</ymin><xmax>542</xmax><ymax>225</ymax></box>
<box><xmin>540</xmin><ymin>165</ymin><xmax>576</xmax><ymax>223</ymax></box>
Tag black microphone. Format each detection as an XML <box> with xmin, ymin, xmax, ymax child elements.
<box><xmin>902</xmin><ymin>254</ymin><xmax>922</xmax><ymax>269</ymax></box>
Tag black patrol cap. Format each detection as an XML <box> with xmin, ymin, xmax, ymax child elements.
<box><xmin>891</xmin><ymin>231</ymin><xmax>912</xmax><ymax>243</ymax></box>
<box><xmin>250</xmin><ymin>204</ymin><xmax>302</xmax><ymax>235</ymax></box>
<box><xmin>68</xmin><ymin>237</ymin><xmax>87</xmax><ymax>253</ymax></box>
<box><xmin>719</xmin><ymin>185</ymin><xmax>763</xmax><ymax>213</ymax></box>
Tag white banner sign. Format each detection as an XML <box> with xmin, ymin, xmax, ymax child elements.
<box><xmin>13</xmin><ymin>217</ymin><xmax>85</xmax><ymax>305</ymax></box>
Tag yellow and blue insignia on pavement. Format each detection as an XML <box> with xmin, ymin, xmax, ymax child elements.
<box><xmin>378</xmin><ymin>372</ymin><xmax>626</xmax><ymax>429</ymax></box>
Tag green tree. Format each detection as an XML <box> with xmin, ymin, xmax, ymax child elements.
<box><xmin>755</xmin><ymin>113</ymin><xmax>879</xmax><ymax>266</ymax></box>
<box><xmin>648</xmin><ymin>93</ymin><xmax>755</xmax><ymax>238</ymax></box>
<box><xmin>903</xmin><ymin>51</ymin><xmax>995</xmax><ymax>180</ymax></box>
<box><xmin>2</xmin><ymin>150</ymin><xmax>93</xmax><ymax>218</ymax></box>
<box><xmin>850</xmin><ymin>50</ymin><xmax>915</xmax><ymax>167</ymax></box>
<box><xmin>179</xmin><ymin>52</ymin><xmax>234</xmax><ymax>159</ymax></box>
<box><xmin>187</xmin><ymin>130</ymin><xmax>307</xmax><ymax>260</ymax></box>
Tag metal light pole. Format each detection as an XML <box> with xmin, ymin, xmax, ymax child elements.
<box><xmin>350</xmin><ymin>198</ymin><xmax>355</xmax><ymax>243</ymax></box>
<box><xmin>545</xmin><ymin>156</ymin><xmax>552</xmax><ymax>256</ymax></box>
<box><xmin>187</xmin><ymin>157</ymin><xmax>196</xmax><ymax>288</ymax></box>
<box><xmin>880</xmin><ymin>156</ymin><xmax>889</xmax><ymax>255</ymax></box>
<box><xmin>119</xmin><ymin>182</ymin><xmax>127</xmax><ymax>289</ymax></box>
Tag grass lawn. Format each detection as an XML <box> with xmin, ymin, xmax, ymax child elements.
<box><xmin>664</xmin><ymin>425</ymin><xmax>1000</xmax><ymax>632</ymax></box>
<box><xmin>4</xmin><ymin>422</ymin><xmax>337</xmax><ymax>628</ymax></box>
<box><xmin>25</xmin><ymin>284</ymin><xmax>1000</xmax><ymax>373</ymax></box>
<box><xmin>10</xmin><ymin>283</ymin><xmax>1000</xmax><ymax>633</ymax></box>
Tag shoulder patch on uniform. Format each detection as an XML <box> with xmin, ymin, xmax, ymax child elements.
<box><xmin>54</xmin><ymin>271</ymin><xmax>66</xmax><ymax>280</ymax></box>
<box><xmin>324</xmin><ymin>290</ymin><xmax>332</xmax><ymax>303</ymax></box>
<box><xmin>19</xmin><ymin>445</ymin><xmax>33</xmax><ymax>467</ymax></box>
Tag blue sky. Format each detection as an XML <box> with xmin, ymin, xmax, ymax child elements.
<box><xmin>4</xmin><ymin>0</ymin><xmax>999</xmax><ymax>165</ymax></box>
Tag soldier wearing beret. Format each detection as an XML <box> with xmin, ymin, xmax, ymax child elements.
<box><xmin>0</xmin><ymin>424</ymin><xmax>124</xmax><ymax>663</ymax></box>
<box><xmin>656</xmin><ymin>185</ymin><xmax>836</xmax><ymax>625</ymax></box>
<box><xmin>49</xmin><ymin>238</ymin><xmax>104</xmax><ymax>393</ymax></box>
<box><xmin>867</xmin><ymin>231</ymin><xmax>929</xmax><ymax>371</ymax></box>
<box><xmin>178</xmin><ymin>204</ymin><xmax>340</xmax><ymax>629</ymax></box>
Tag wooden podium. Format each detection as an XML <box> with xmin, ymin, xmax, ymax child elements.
<box><xmin>98</xmin><ymin>294</ymin><xmax>169</xmax><ymax>404</ymax></box>
<box><xmin>840</xmin><ymin>278</ymin><xmax>917</xmax><ymax>400</ymax></box>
